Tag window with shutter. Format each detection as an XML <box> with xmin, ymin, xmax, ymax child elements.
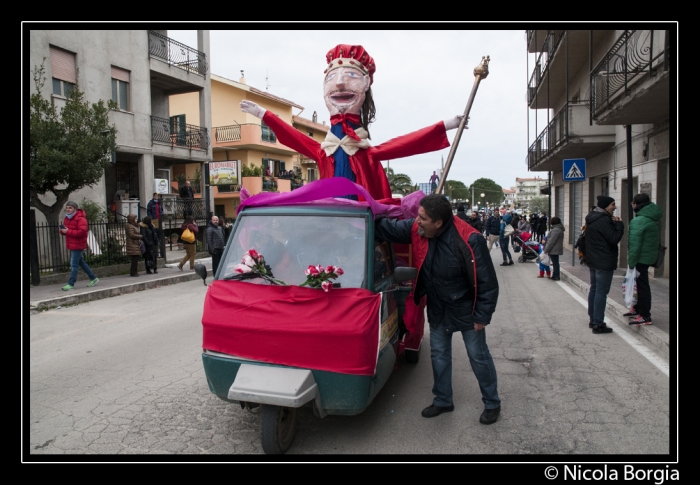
<box><xmin>49</xmin><ymin>45</ymin><xmax>76</xmax><ymax>97</ymax></box>
<box><xmin>111</xmin><ymin>66</ymin><xmax>130</xmax><ymax>111</ymax></box>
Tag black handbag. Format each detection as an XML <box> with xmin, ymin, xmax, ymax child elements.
<box><xmin>653</xmin><ymin>244</ymin><xmax>666</xmax><ymax>268</ymax></box>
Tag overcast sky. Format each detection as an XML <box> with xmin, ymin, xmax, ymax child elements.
<box><xmin>169</xmin><ymin>28</ymin><xmax>547</xmax><ymax>195</ymax></box>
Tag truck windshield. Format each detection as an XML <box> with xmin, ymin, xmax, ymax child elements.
<box><xmin>219</xmin><ymin>214</ymin><xmax>367</xmax><ymax>288</ymax></box>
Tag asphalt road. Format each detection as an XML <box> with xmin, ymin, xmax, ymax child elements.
<box><xmin>27</xmin><ymin>249</ymin><xmax>672</xmax><ymax>461</ymax></box>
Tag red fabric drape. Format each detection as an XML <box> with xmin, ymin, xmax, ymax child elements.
<box><xmin>202</xmin><ymin>281</ymin><xmax>382</xmax><ymax>375</ymax></box>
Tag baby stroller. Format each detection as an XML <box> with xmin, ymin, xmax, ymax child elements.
<box><xmin>512</xmin><ymin>231</ymin><xmax>540</xmax><ymax>263</ymax></box>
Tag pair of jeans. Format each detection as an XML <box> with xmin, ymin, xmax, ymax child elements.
<box><xmin>634</xmin><ymin>263</ymin><xmax>651</xmax><ymax>319</ymax></box>
<box><xmin>429</xmin><ymin>323</ymin><xmax>501</xmax><ymax>409</ymax></box>
<box><xmin>211</xmin><ymin>248</ymin><xmax>223</xmax><ymax>276</ymax></box>
<box><xmin>499</xmin><ymin>236</ymin><xmax>512</xmax><ymax>262</ymax></box>
<box><xmin>550</xmin><ymin>254</ymin><xmax>560</xmax><ymax>279</ymax></box>
<box><xmin>588</xmin><ymin>268</ymin><xmax>614</xmax><ymax>326</ymax></box>
<box><xmin>68</xmin><ymin>250</ymin><xmax>96</xmax><ymax>286</ymax></box>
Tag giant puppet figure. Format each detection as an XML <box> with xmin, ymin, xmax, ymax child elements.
<box><xmin>240</xmin><ymin>44</ymin><xmax>466</xmax><ymax>202</ymax></box>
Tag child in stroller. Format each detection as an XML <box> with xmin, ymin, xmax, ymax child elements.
<box><xmin>512</xmin><ymin>231</ymin><xmax>540</xmax><ymax>263</ymax></box>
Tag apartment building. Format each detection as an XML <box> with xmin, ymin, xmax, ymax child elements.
<box><xmin>526</xmin><ymin>29</ymin><xmax>671</xmax><ymax>276</ymax></box>
<box><xmin>513</xmin><ymin>176</ymin><xmax>549</xmax><ymax>210</ymax></box>
<box><xmin>169</xmin><ymin>73</ymin><xmax>329</xmax><ymax>221</ymax></box>
<box><xmin>29</xmin><ymin>30</ymin><xmax>212</xmax><ymax>223</ymax></box>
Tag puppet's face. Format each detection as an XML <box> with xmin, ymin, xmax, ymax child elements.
<box><xmin>323</xmin><ymin>66</ymin><xmax>370</xmax><ymax>116</ymax></box>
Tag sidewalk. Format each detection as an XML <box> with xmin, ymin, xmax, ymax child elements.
<box><xmin>29</xmin><ymin>248</ymin><xmax>213</xmax><ymax>312</ymax></box>
<box><xmin>554</xmin><ymin>246</ymin><xmax>670</xmax><ymax>358</ymax></box>
<box><xmin>28</xmin><ymin>245</ymin><xmax>671</xmax><ymax>357</ymax></box>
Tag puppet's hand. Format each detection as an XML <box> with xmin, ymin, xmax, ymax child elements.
<box><xmin>444</xmin><ymin>115</ymin><xmax>469</xmax><ymax>131</ymax></box>
<box><xmin>240</xmin><ymin>100</ymin><xmax>266</xmax><ymax>119</ymax></box>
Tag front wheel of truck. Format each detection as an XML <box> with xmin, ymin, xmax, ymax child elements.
<box><xmin>261</xmin><ymin>404</ymin><xmax>297</xmax><ymax>454</ymax></box>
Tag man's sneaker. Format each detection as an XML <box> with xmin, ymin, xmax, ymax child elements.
<box><xmin>62</xmin><ymin>284</ymin><xmax>73</xmax><ymax>291</ymax></box>
<box><xmin>592</xmin><ymin>323</ymin><xmax>613</xmax><ymax>334</ymax></box>
<box><xmin>589</xmin><ymin>321</ymin><xmax>595</xmax><ymax>328</ymax></box>
<box><xmin>87</xmin><ymin>278</ymin><xmax>99</xmax><ymax>287</ymax></box>
<box><xmin>629</xmin><ymin>315</ymin><xmax>652</xmax><ymax>326</ymax></box>
<box><xmin>623</xmin><ymin>308</ymin><xmax>639</xmax><ymax>317</ymax></box>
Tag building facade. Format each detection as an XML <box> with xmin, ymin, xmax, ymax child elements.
<box><xmin>512</xmin><ymin>176</ymin><xmax>549</xmax><ymax>210</ymax></box>
<box><xmin>526</xmin><ymin>29</ymin><xmax>671</xmax><ymax>277</ymax></box>
<box><xmin>29</xmin><ymin>30</ymin><xmax>213</xmax><ymax>223</ymax></box>
<box><xmin>169</xmin><ymin>73</ymin><xmax>329</xmax><ymax>221</ymax></box>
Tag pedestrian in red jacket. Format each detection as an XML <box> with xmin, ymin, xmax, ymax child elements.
<box><xmin>59</xmin><ymin>201</ymin><xmax>99</xmax><ymax>290</ymax></box>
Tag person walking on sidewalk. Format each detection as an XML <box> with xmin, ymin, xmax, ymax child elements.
<box><xmin>625</xmin><ymin>193</ymin><xmax>662</xmax><ymax>326</ymax></box>
<box><xmin>139</xmin><ymin>216</ymin><xmax>159</xmax><ymax>274</ymax></box>
<box><xmin>206</xmin><ymin>215</ymin><xmax>226</xmax><ymax>276</ymax></box>
<box><xmin>498</xmin><ymin>213</ymin><xmax>515</xmax><ymax>266</ymax></box>
<box><xmin>177</xmin><ymin>215</ymin><xmax>199</xmax><ymax>271</ymax></box>
<box><xmin>585</xmin><ymin>196</ymin><xmax>625</xmax><ymax>334</ymax></box>
<box><xmin>542</xmin><ymin>216</ymin><xmax>565</xmax><ymax>281</ymax></box>
<box><xmin>485</xmin><ymin>212</ymin><xmax>501</xmax><ymax>251</ymax></box>
<box><xmin>125</xmin><ymin>214</ymin><xmax>144</xmax><ymax>277</ymax></box>
<box><xmin>374</xmin><ymin>194</ymin><xmax>502</xmax><ymax>425</ymax></box>
<box><xmin>59</xmin><ymin>201</ymin><xmax>99</xmax><ymax>290</ymax></box>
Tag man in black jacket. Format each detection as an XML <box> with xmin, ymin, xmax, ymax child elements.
<box><xmin>375</xmin><ymin>194</ymin><xmax>501</xmax><ymax>424</ymax></box>
<box><xmin>469</xmin><ymin>211</ymin><xmax>484</xmax><ymax>234</ymax></box>
<box><xmin>585</xmin><ymin>195</ymin><xmax>625</xmax><ymax>334</ymax></box>
<box><xmin>484</xmin><ymin>212</ymin><xmax>501</xmax><ymax>251</ymax></box>
<box><xmin>206</xmin><ymin>216</ymin><xmax>227</xmax><ymax>276</ymax></box>
<box><xmin>456</xmin><ymin>204</ymin><xmax>470</xmax><ymax>223</ymax></box>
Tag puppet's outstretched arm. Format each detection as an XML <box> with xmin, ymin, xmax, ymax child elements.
<box><xmin>240</xmin><ymin>100</ymin><xmax>266</xmax><ymax>119</ymax></box>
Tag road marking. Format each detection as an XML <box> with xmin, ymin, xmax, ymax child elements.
<box><xmin>557</xmin><ymin>281</ymin><xmax>669</xmax><ymax>376</ymax></box>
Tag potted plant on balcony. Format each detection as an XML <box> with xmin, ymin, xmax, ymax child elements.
<box><xmin>193</xmin><ymin>167</ymin><xmax>202</xmax><ymax>194</ymax></box>
<box><xmin>175</xmin><ymin>172</ymin><xmax>187</xmax><ymax>193</ymax></box>
<box><xmin>241</xmin><ymin>164</ymin><xmax>263</xmax><ymax>195</ymax></box>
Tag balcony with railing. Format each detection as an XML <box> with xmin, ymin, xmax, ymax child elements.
<box><xmin>151</xmin><ymin>116</ymin><xmax>210</xmax><ymax>151</ymax></box>
<box><xmin>148</xmin><ymin>31</ymin><xmax>207</xmax><ymax>76</ymax></box>
<box><xmin>590</xmin><ymin>30</ymin><xmax>670</xmax><ymax>125</ymax></box>
<box><xmin>526</xmin><ymin>102</ymin><xmax>615</xmax><ymax>172</ymax></box>
<box><xmin>527</xmin><ymin>30</ymin><xmax>592</xmax><ymax>110</ymax></box>
<box><xmin>213</xmin><ymin>123</ymin><xmax>296</xmax><ymax>156</ymax></box>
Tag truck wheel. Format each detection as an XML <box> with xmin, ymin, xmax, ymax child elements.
<box><xmin>405</xmin><ymin>348</ymin><xmax>420</xmax><ymax>364</ymax></box>
<box><xmin>261</xmin><ymin>405</ymin><xmax>297</xmax><ymax>454</ymax></box>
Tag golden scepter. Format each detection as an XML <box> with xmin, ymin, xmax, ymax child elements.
<box><xmin>435</xmin><ymin>55</ymin><xmax>490</xmax><ymax>196</ymax></box>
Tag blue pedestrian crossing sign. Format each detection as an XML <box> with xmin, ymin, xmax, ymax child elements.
<box><xmin>563</xmin><ymin>158</ymin><xmax>586</xmax><ymax>181</ymax></box>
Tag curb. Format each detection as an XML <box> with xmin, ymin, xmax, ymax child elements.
<box><xmin>29</xmin><ymin>272</ymin><xmax>204</xmax><ymax>311</ymax></box>
<box><xmin>560</xmin><ymin>268</ymin><xmax>669</xmax><ymax>358</ymax></box>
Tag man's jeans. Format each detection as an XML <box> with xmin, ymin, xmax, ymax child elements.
<box><xmin>211</xmin><ymin>249</ymin><xmax>223</xmax><ymax>277</ymax></box>
<box><xmin>429</xmin><ymin>324</ymin><xmax>501</xmax><ymax>409</ymax></box>
<box><xmin>588</xmin><ymin>268</ymin><xmax>614</xmax><ymax>325</ymax></box>
<box><xmin>68</xmin><ymin>250</ymin><xmax>96</xmax><ymax>286</ymax></box>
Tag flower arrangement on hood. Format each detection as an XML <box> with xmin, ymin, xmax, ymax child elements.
<box><xmin>233</xmin><ymin>249</ymin><xmax>286</xmax><ymax>285</ymax></box>
<box><xmin>299</xmin><ymin>264</ymin><xmax>344</xmax><ymax>292</ymax></box>
<box><xmin>233</xmin><ymin>249</ymin><xmax>343</xmax><ymax>291</ymax></box>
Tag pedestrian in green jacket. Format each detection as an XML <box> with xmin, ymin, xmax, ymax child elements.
<box><xmin>625</xmin><ymin>193</ymin><xmax>662</xmax><ymax>326</ymax></box>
